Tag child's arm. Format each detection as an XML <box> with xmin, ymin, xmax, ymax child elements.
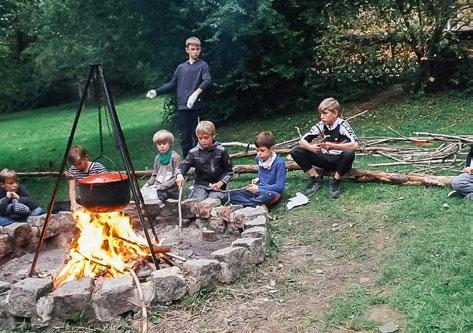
<box><xmin>145</xmin><ymin>156</ymin><xmax>160</xmax><ymax>187</ymax></box>
<box><xmin>319</xmin><ymin>141</ymin><xmax>358</xmax><ymax>151</ymax></box>
<box><xmin>176</xmin><ymin>153</ymin><xmax>194</xmax><ymax>187</ymax></box>
<box><xmin>146</xmin><ymin>68</ymin><xmax>179</xmax><ymax>99</ymax></box>
<box><xmin>0</xmin><ymin>193</ymin><xmax>11</xmax><ymax>215</ymax></box>
<box><xmin>68</xmin><ymin>179</ymin><xmax>82</xmax><ymax>211</ymax></box>
<box><xmin>210</xmin><ymin>149</ymin><xmax>233</xmax><ymax>190</ymax></box>
<box><xmin>299</xmin><ymin>125</ymin><xmax>323</xmax><ymax>153</ymax></box>
<box><xmin>160</xmin><ymin>154</ymin><xmax>182</xmax><ymax>190</ymax></box>
<box><xmin>17</xmin><ymin>186</ymin><xmax>38</xmax><ymax>209</ymax></box>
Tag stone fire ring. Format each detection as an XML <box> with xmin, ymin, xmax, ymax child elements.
<box><xmin>0</xmin><ymin>198</ymin><xmax>270</xmax><ymax>330</ymax></box>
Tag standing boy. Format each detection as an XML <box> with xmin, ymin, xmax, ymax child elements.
<box><xmin>176</xmin><ymin>121</ymin><xmax>233</xmax><ymax>200</ymax></box>
<box><xmin>230</xmin><ymin>131</ymin><xmax>286</xmax><ymax>208</ymax></box>
<box><xmin>291</xmin><ymin>98</ymin><xmax>358</xmax><ymax>198</ymax></box>
<box><xmin>0</xmin><ymin>169</ymin><xmax>44</xmax><ymax>226</ymax></box>
<box><xmin>142</xmin><ymin>130</ymin><xmax>181</xmax><ymax>202</ymax></box>
<box><xmin>146</xmin><ymin>36</ymin><xmax>212</xmax><ymax>157</ymax></box>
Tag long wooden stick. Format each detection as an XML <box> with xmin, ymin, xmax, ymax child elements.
<box><xmin>178</xmin><ymin>185</ymin><xmax>183</xmax><ymax>237</ymax></box>
<box><xmin>127</xmin><ymin>268</ymin><xmax>148</xmax><ymax>333</ymax></box>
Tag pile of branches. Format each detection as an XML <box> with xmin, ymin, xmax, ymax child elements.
<box><xmin>225</xmin><ymin>131</ymin><xmax>473</xmax><ymax>175</ymax></box>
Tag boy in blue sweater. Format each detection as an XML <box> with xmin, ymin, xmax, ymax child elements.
<box><xmin>229</xmin><ymin>131</ymin><xmax>286</xmax><ymax>208</ymax></box>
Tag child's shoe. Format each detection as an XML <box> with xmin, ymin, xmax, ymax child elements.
<box><xmin>447</xmin><ymin>190</ymin><xmax>463</xmax><ymax>198</ymax></box>
<box><xmin>329</xmin><ymin>177</ymin><xmax>341</xmax><ymax>198</ymax></box>
<box><xmin>305</xmin><ymin>176</ymin><xmax>322</xmax><ymax>196</ymax></box>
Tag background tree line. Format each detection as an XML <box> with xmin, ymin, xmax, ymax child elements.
<box><xmin>0</xmin><ymin>0</ymin><xmax>471</xmax><ymax>119</ymax></box>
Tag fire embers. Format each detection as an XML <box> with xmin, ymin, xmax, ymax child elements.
<box><xmin>54</xmin><ymin>210</ymin><xmax>150</xmax><ymax>288</ymax></box>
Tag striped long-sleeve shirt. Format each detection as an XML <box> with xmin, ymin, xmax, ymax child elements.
<box><xmin>302</xmin><ymin>118</ymin><xmax>357</xmax><ymax>155</ymax></box>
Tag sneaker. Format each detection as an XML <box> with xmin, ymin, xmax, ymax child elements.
<box><xmin>305</xmin><ymin>176</ymin><xmax>322</xmax><ymax>196</ymax></box>
<box><xmin>329</xmin><ymin>177</ymin><xmax>341</xmax><ymax>198</ymax></box>
<box><xmin>447</xmin><ymin>190</ymin><xmax>463</xmax><ymax>198</ymax></box>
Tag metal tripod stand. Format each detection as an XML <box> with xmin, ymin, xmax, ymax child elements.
<box><xmin>29</xmin><ymin>64</ymin><xmax>161</xmax><ymax>276</ymax></box>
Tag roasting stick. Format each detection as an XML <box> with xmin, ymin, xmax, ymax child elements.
<box><xmin>178</xmin><ymin>185</ymin><xmax>183</xmax><ymax>237</ymax></box>
<box><xmin>127</xmin><ymin>268</ymin><xmax>148</xmax><ymax>333</ymax></box>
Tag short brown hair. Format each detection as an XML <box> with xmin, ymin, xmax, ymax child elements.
<box><xmin>185</xmin><ymin>36</ymin><xmax>201</xmax><ymax>48</ymax></box>
<box><xmin>195</xmin><ymin>120</ymin><xmax>216</xmax><ymax>135</ymax></box>
<box><xmin>318</xmin><ymin>97</ymin><xmax>340</xmax><ymax>114</ymax></box>
<box><xmin>67</xmin><ymin>145</ymin><xmax>88</xmax><ymax>164</ymax></box>
<box><xmin>0</xmin><ymin>168</ymin><xmax>18</xmax><ymax>184</ymax></box>
<box><xmin>255</xmin><ymin>131</ymin><xmax>275</xmax><ymax>148</ymax></box>
<box><xmin>153</xmin><ymin>130</ymin><xmax>174</xmax><ymax>145</ymax></box>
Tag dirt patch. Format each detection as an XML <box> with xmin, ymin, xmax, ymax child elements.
<box><xmin>368</xmin><ymin>304</ymin><xmax>403</xmax><ymax>324</ymax></box>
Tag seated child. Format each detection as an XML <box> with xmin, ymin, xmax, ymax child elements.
<box><xmin>66</xmin><ymin>145</ymin><xmax>107</xmax><ymax>211</ymax></box>
<box><xmin>141</xmin><ymin>130</ymin><xmax>181</xmax><ymax>202</ymax></box>
<box><xmin>0</xmin><ymin>169</ymin><xmax>44</xmax><ymax>226</ymax></box>
<box><xmin>290</xmin><ymin>97</ymin><xmax>358</xmax><ymax>198</ymax></box>
<box><xmin>176</xmin><ymin>121</ymin><xmax>233</xmax><ymax>200</ymax></box>
<box><xmin>449</xmin><ymin>144</ymin><xmax>473</xmax><ymax>200</ymax></box>
<box><xmin>229</xmin><ymin>131</ymin><xmax>286</xmax><ymax>208</ymax></box>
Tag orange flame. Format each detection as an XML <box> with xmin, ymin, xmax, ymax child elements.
<box><xmin>54</xmin><ymin>210</ymin><xmax>150</xmax><ymax>288</ymax></box>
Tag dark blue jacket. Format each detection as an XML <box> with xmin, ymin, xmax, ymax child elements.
<box><xmin>155</xmin><ymin>59</ymin><xmax>211</xmax><ymax>110</ymax></box>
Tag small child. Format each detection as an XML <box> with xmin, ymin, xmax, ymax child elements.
<box><xmin>141</xmin><ymin>130</ymin><xmax>182</xmax><ymax>202</ymax></box>
<box><xmin>176</xmin><ymin>121</ymin><xmax>233</xmax><ymax>200</ymax></box>
<box><xmin>66</xmin><ymin>145</ymin><xmax>107</xmax><ymax>211</ymax></box>
<box><xmin>229</xmin><ymin>131</ymin><xmax>286</xmax><ymax>208</ymax></box>
<box><xmin>290</xmin><ymin>97</ymin><xmax>358</xmax><ymax>198</ymax></box>
<box><xmin>449</xmin><ymin>144</ymin><xmax>473</xmax><ymax>200</ymax></box>
<box><xmin>0</xmin><ymin>169</ymin><xmax>44</xmax><ymax>226</ymax></box>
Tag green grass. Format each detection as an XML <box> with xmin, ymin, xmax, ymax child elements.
<box><xmin>1</xmin><ymin>91</ymin><xmax>472</xmax><ymax>332</ymax></box>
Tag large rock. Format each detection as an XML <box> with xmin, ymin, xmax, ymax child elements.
<box><xmin>211</xmin><ymin>247</ymin><xmax>246</xmax><ymax>283</ymax></box>
<box><xmin>210</xmin><ymin>205</ymin><xmax>243</xmax><ymax>221</ymax></box>
<box><xmin>92</xmin><ymin>276</ymin><xmax>135</xmax><ymax>322</ymax></box>
<box><xmin>148</xmin><ymin>267</ymin><xmax>187</xmax><ymax>303</ymax></box>
<box><xmin>52</xmin><ymin>278</ymin><xmax>95</xmax><ymax>320</ymax></box>
<box><xmin>3</xmin><ymin>222</ymin><xmax>32</xmax><ymax>249</ymax></box>
<box><xmin>244</xmin><ymin>215</ymin><xmax>267</xmax><ymax>229</ymax></box>
<box><xmin>0</xmin><ymin>291</ymin><xmax>15</xmax><ymax>331</ymax></box>
<box><xmin>232</xmin><ymin>237</ymin><xmax>265</xmax><ymax>265</ymax></box>
<box><xmin>8</xmin><ymin>277</ymin><xmax>53</xmax><ymax>317</ymax></box>
<box><xmin>27</xmin><ymin>214</ymin><xmax>61</xmax><ymax>240</ymax></box>
<box><xmin>183</xmin><ymin>259</ymin><xmax>221</xmax><ymax>296</ymax></box>
<box><xmin>0</xmin><ymin>234</ymin><xmax>13</xmax><ymax>260</ymax></box>
<box><xmin>208</xmin><ymin>217</ymin><xmax>226</xmax><ymax>233</ymax></box>
<box><xmin>160</xmin><ymin>199</ymin><xmax>178</xmax><ymax>218</ymax></box>
<box><xmin>195</xmin><ymin>198</ymin><xmax>221</xmax><ymax>219</ymax></box>
<box><xmin>233</xmin><ymin>206</ymin><xmax>268</xmax><ymax>229</ymax></box>
<box><xmin>0</xmin><ymin>281</ymin><xmax>11</xmax><ymax>293</ymax></box>
<box><xmin>181</xmin><ymin>199</ymin><xmax>199</xmax><ymax>219</ymax></box>
<box><xmin>143</xmin><ymin>199</ymin><xmax>163</xmax><ymax>218</ymax></box>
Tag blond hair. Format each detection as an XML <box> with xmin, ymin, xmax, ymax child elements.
<box><xmin>318</xmin><ymin>97</ymin><xmax>340</xmax><ymax>114</ymax></box>
<box><xmin>153</xmin><ymin>130</ymin><xmax>174</xmax><ymax>145</ymax></box>
<box><xmin>195</xmin><ymin>120</ymin><xmax>216</xmax><ymax>135</ymax></box>
<box><xmin>185</xmin><ymin>36</ymin><xmax>201</xmax><ymax>48</ymax></box>
<box><xmin>0</xmin><ymin>168</ymin><xmax>18</xmax><ymax>184</ymax></box>
<box><xmin>67</xmin><ymin>145</ymin><xmax>88</xmax><ymax>164</ymax></box>
<box><xmin>255</xmin><ymin>131</ymin><xmax>275</xmax><ymax>148</ymax></box>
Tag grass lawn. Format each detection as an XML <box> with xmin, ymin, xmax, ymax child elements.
<box><xmin>0</xmin><ymin>91</ymin><xmax>471</xmax><ymax>332</ymax></box>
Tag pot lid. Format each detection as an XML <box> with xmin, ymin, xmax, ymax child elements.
<box><xmin>79</xmin><ymin>172</ymin><xmax>128</xmax><ymax>185</ymax></box>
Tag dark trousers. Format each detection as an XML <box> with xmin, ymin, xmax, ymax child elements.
<box><xmin>290</xmin><ymin>146</ymin><xmax>355</xmax><ymax>176</ymax></box>
<box><xmin>229</xmin><ymin>190</ymin><xmax>280</xmax><ymax>208</ymax></box>
<box><xmin>178</xmin><ymin>108</ymin><xmax>202</xmax><ymax>158</ymax></box>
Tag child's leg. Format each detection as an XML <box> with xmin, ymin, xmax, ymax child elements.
<box><xmin>156</xmin><ymin>190</ymin><xmax>171</xmax><ymax>202</ymax></box>
<box><xmin>229</xmin><ymin>190</ymin><xmax>256</xmax><ymax>207</ymax></box>
<box><xmin>178</xmin><ymin>109</ymin><xmax>199</xmax><ymax>157</ymax></box>
<box><xmin>30</xmin><ymin>207</ymin><xmax>44</xmax><ymax>216</ymax></box>
<box><xmin>334</xmin><ymin>150</ymin><xmax>355</xmax><ymax>180</ymax></box>
<box><xmin>452</xmin><ymin>173</ymin><xmax>473</xmax><ymax>198</ymax></box>
<box><xmin>0</xmin><ymin>216</ymin><xmax>14</xmax><ymax>226</ymax></box>
<box><xmin>250</xmin><ymin>191</ymin><xmax>281</xmax><ymax>207</ymax></box>
<box><xmin>189</xmin><ymin>185</ymin><xmax>209</xmax><ymax>200</ymax></box>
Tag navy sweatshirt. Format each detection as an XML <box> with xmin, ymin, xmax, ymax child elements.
<box><xmin>155</xmin><ymin>59</ymin><xmax>211</xmax><ymax>110</ymax></box>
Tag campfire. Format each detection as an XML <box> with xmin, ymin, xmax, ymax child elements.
<box><xmin>54</xmin><ymin>210</ymin><xmax>153</xmax><ymax>288</ymax></box>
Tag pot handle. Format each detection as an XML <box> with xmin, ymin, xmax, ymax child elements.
<box><xmin>90</xmin><ymin>154</ymin><xmax>127</xmax><ymax>180</ymax></box>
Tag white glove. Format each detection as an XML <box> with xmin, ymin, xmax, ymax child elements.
<box><xmin>186</xmin><ymin>91</ymin><xmax>199</xmax><ymax>109</ymax></box>
<box><xmin>146</xmin><ymin>90</ymin><xmax>157</xmax><ymax>99</ymax></box>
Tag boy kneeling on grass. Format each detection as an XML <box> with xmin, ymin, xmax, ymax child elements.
<box><xmin>176</xmin><ymin>121</ymin><xmax>233</xmax><ymax>201</ymax></box>
<box><xmin>229</xmin><ymin>131</ymin><xmax>286</xmax><ymax>208</ymax></box>
<box><xmin>290</xmin><ymin>97</ymin><xmax>358</xmax><ymax>198</ymax></box>
<box><xmin>0</xmin><ymin>169</ymin><xmax>44</xmax><ymax>226</ymax></box>
<box><xmin>141</xmin><ymin>130</ymin><xmax>181</xmax><ymax>202</ymax></box>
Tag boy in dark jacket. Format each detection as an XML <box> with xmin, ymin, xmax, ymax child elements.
<box><xmin>176</xmin><ymin>121</ymin><xmax>233</xmax><ymax>200</ymax></box>
<box><xmin>449</xmin><ymin>144</ymin><xmax>473</xmax><ymax>200</ymax></box>
<box><xmin>230</xmin><ymin>131</ymin><xmax>286</xmax><ymax>207</ymax></box>
<box><xmin>0</xmin><ymin>169</ymin><xmax>44</xmax><ymax>226</ymax></box>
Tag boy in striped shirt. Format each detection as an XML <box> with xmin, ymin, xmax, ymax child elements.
<box><xmin>291</xmin><ymin>98</ymin><xmax>358</xmax><ymax>198</ymax></box>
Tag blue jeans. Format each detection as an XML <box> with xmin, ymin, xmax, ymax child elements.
<box><xmin>0</xmin><ymin>207</ymin><xmax>44</xmax><ymax>226</ymax></box>
<box><xmin>229</xmin><ymin>190</ymin><xmax>280</xmax><ymax>208</ymax></box>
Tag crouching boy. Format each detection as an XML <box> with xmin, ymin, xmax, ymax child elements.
<box><xmin>0</xmin><ymin>169</ymin><xmax>44</xmax><ymax>226</ymax></box>
<box><xmin>142</xmin><ymin>130</ymin><xmax>181</xmax><ymax>202</ymax></box>
<box><xmin>290</xmin><ymin>97</ymin><xmax>358</xmax><ymax>198</ymax></box>
<box><xmin>176</xmin><ymin>121</ymin><xmax>233</xmax><ymax>200</ymax></box>
<box><xmin>229</xmin><ymin>131</ymin><xmax>286</xmax><ymax>207</ymax></box>
<box><xmin>449</xmin><ymin>144</ymin><xmax>473</xmax><ymax>200</ymax></box>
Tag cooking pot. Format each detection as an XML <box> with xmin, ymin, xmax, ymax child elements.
<box><xmin>78</xmin><ymin>172</ymin><xmax>130</xmax><ymax>213</ymax></box>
